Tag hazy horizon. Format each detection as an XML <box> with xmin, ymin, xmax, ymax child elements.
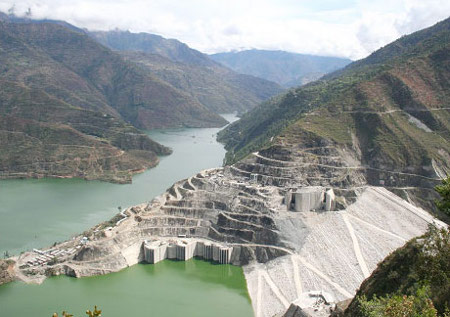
<box><xmin>1</xmin><ymin>1</ymin><xmax>449</xmax><ymax>61</ymax></box>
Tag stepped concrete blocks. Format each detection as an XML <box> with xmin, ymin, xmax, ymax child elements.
<box><xmin>143</xmin><ymin>241</ymin><xmax>168</xmax><ymax>264</ymax></box>
<box><xmin>286</xmin><ymin>187</ymin><xmax>325</xmax><ymax>212</ymax></box>
<box><xmin>286</xmin><ymin>187</ymin><xmax>336</xmax><ymax>212</ymax></box>
<box><xmin>218</xmin><ymin>246</ymin><xmax>232</xmax><ymax>264</ymax></box>
<box><xmin>176</xmin><ymin>240</ymin><xmax>196</xmax><ymax>261</ymax></box>
<box><xmin>167</xmin><ymin>244</ymin><xmax>176</xmax><ymax>259</ymax></box>
<box><xmin>212</xmin><ymin>245</ymin><xmax>220</xmax><ymax>262</ymax></box>
<box><xmin>142</xmin><ymin>239</ymin><xmax>232</xmax><ymax>264</ymax></box>
<box><xmin>195</xmin><ymin>241</ymin><xmax>204</xmax><ymax>257</ymax></box>
<box><xmin>204</xmin><ymin>243</ymin><xmax>213</xmax><ymax>260</ymax></box>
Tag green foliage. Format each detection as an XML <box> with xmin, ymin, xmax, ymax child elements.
<box><xmin>86</xmin><ymin>306</ymin><xmax>102</xmax><ymax>317</ymax></box>
<box><xmin>435</xmin><ymin>177</ymin><xmax>450</xmax><ymax>216</ymax></box>
<box><xmin>346</xmin><ymin>227</ymin><xmax>450</xmax><ymax>316</ymax></box>
<box><xmin>357</xmin><ymin>286</ymin><xmax>438</xmax><ymax>317</ymax></box>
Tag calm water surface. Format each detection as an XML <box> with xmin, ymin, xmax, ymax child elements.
<box><xmin>0</xmin><ymin>114</ymin><xmax>237</xmax><ymax>255</ymax></box>
<box><xmin>0</xmin><ymin>114</ymin><xmax>253</xmax><ymax>317</ymax></box>
<box><xmin>0</xmin><ymin>260</ymin><xmax>253</xmax><ymax>317</ymax></box>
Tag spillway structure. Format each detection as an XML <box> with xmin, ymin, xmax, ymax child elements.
<box><xmin>285</xmin><ymin>187</ymin><xmax>336</xmax><ymax>212</ymax></box>
<box><xmin>143</xmin><ymin>239</ymin><xmax>232</xmax><ymax>264</ymax></box>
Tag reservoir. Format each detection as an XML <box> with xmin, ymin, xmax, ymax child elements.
<box><xmin>0</xmin><ymin>114</ymin><xmax>253</xmax><ymax>316</ymax></box>
<box><xmin>0</xmin><ymin>260</ymin><xmax>253</xmax><ymax>317</ymax></box>
<box><xmin>0</xmin><ymin>113</ymin><xmax>237</xmax><ymax>255</ymax></box>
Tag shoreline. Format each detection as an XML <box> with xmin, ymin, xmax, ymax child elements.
<box><xmin>4</xmin><ymin>161</ymin><xmax>446</xmax><ymax>316</ymax></box>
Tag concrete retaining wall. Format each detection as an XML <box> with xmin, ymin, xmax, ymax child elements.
<box><xmin>143</xmin><ymin>239</ymin><xmax>232</xmax><ymax>264</ymax></box>
<box><xmin>286</xmin><ymin>187</ymin><xmax>335</xmax><ymax>212</ymax></box>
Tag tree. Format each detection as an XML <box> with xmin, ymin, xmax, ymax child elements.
<box><xmin>435</xmin><ymin>177</ymin><xmax>450</xmax><ymax>217</ymax></box>
<box><xmin>357</xmin><ymin>287</ymin><xmax>439</xmax><ymax>317</ymax></box>
<box><xmin>86</xmin><ymin>306</ymin><xmax>102</xmax><ymax>317</ymax></box>
<box><xmin>52</xmin><ymin>306</ymin><xmax>101</xmax><ymax>317</ymax></box>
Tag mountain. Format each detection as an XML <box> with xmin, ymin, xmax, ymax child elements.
<box><xmin>90</xmin><ymin>30</ymin><xmax>216</xmax><ymax>67</ymax></box>
<box><xmin>0</xmin><ymin>18</ymin><xmax>232</xmax><ymax>182</ymax></box>
<box><xmin>0</xmin><ymin>79</ymin><xmax>171</xmax><ymax>183</ymax></box>
<box><xmin>89</xmin><ymin>30</ymin><xmax>283</xmax><ymax>113</ymax></box>
<box><xmin>0</xmin><ymin>21</ymin><xmax>226</xmax><ymax>129</ymax></box>
<box><xmin>210</xmin><ymin>49</ymin><xmax>352</xmax><ymax>87</ymax></box>
<box><xmin>218</xmin><ymin>17</ymin><xmax>450</xmax><ymax>215</ymax></box>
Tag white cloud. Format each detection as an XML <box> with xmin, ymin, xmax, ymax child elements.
<box><xmin>0</xmin><ymin>0</ymin><xmax>449</xmax><ymax>59</ymax></box>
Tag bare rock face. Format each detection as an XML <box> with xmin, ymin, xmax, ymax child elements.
<box><xmin>0</xmin><ymin>259</ymin><xmax>15</xmax><ymax>285</ymax></box>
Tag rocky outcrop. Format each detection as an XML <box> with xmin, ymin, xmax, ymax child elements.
<box><xmin>0</xmin><ymin>259</ymin><xmax>15</xmax><ymax>285</ymax></box>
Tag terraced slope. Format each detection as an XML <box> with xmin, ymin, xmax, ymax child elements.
<box><xmin>90</xmin><ymin>30</ymin><xmax>283</xmax><ymax>113</ymax></box>
<box><xmin>219</xmin><ymin>17</ymin><xmax>450</xmax><ymax>215</ymax></box>
<box><xmin>14</xmin><ymin>165</ymin><xmax>445</xmax><ymax>316</ymax></box>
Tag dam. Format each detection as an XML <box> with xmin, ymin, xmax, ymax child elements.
<box><xmin>0</xmin><ymin>114</ymin><xmax>254</xmax><ymax>316</ymax></box>
<box><xmin>2</xmin><ymin>111</ymin><xmax>446</xmax><ymax>317</ymax></box>
<box><xmin>0</xmin><ymin>113</ymin><xmax>239</xmax><ymax>256</ymax></box>
<box><xmin>143</xmin><ymin>239</ymin><xmax>233</xmax><ymax>264</ymax></box>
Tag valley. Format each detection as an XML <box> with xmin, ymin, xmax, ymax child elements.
<box><xmin>0</xmin><ymin>8</ymin><xmax>449</xmax><ymax>317</ymax></box>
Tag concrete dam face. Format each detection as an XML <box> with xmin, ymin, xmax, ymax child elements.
<box><xmin>142</xmin><ymin>239</ymin><xmax>232</xmax><ymax>264</ymax></box>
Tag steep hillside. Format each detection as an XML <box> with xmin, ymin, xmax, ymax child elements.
<box><xmin>0</xmin><ymin>18</ymin><xmax>233</xmax><ymax>182</ymax></box>
<box><xmin>90</xmin><ymin>30</ymin><xmax>283</xmax><ymax>113</ymax></box>
<box><xmin>218</xmin><ymin>18</ymin><xmax>450</xmax><ymax>215</ymax></box>
<box><xmin>0</xmin><ymin>21</ymin><xmax>226</xmax><ymax>129</ymax></box>
<box><xmin>90</xmin><ymin>30</ymin><xmax>216</xmax><ymax>67</ymax></box>
<box><xmin>0</xmin><ymin>80</ymin><xmax>171</xmax><ymax>183</ymax></box>
<box><xmin>344</xmin><ymin>227</ymin><xmax>449</xmax><ymax>316</ymax></box>
<box><xmin>119</xmin><ymin>51</ymin><xmax>281</xmax><ymax>113</ymax></box>
<box><xmin>211</xmin><ymin>49</ymin><xmax>351</xmax><ymax>87</ymax></box>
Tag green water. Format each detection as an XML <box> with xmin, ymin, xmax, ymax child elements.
<box><xmin>0</xmin><ymin>260</ymin><xmax>253</xmax><ymax>317</ymax></box>
<box><xmin>0</xmin><ymin>114</ymin><xmax>237</xmax><ymax>256</ymax></box>
<box><xmin>0</xmin><ymin>113</ymin><xmax>253</xmax><ymax>316</ymax></box>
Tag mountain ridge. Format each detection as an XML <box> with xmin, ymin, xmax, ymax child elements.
<box><xmin>0</xmin><ymin>17</ymin><xmax>231</xmax><ymax>182</ymax></box>
<box><xmin>211</xmin><ymin>49</ymin><xmax>352</xmax><ymax>87</ymax></box>
<box><xmin>218</xmin><ymin>17</ymin><xmax>450</xmax><ymax>216</ymax></box>
<box><xmin>89</xmin><ymin>30</ymin><xmax>284</xmax><ymax>113</ymax></box>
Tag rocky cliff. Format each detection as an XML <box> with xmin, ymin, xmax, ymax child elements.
<box><xmin>0</xmin><ymin>260</ymin><xmax>15</xmax><ymax>286</ymax></box>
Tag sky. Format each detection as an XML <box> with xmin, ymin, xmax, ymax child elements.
<box><xmin>0</xmin><ymin>0</ymin><xmax>449</xmax><ymax>60</ymax></box>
